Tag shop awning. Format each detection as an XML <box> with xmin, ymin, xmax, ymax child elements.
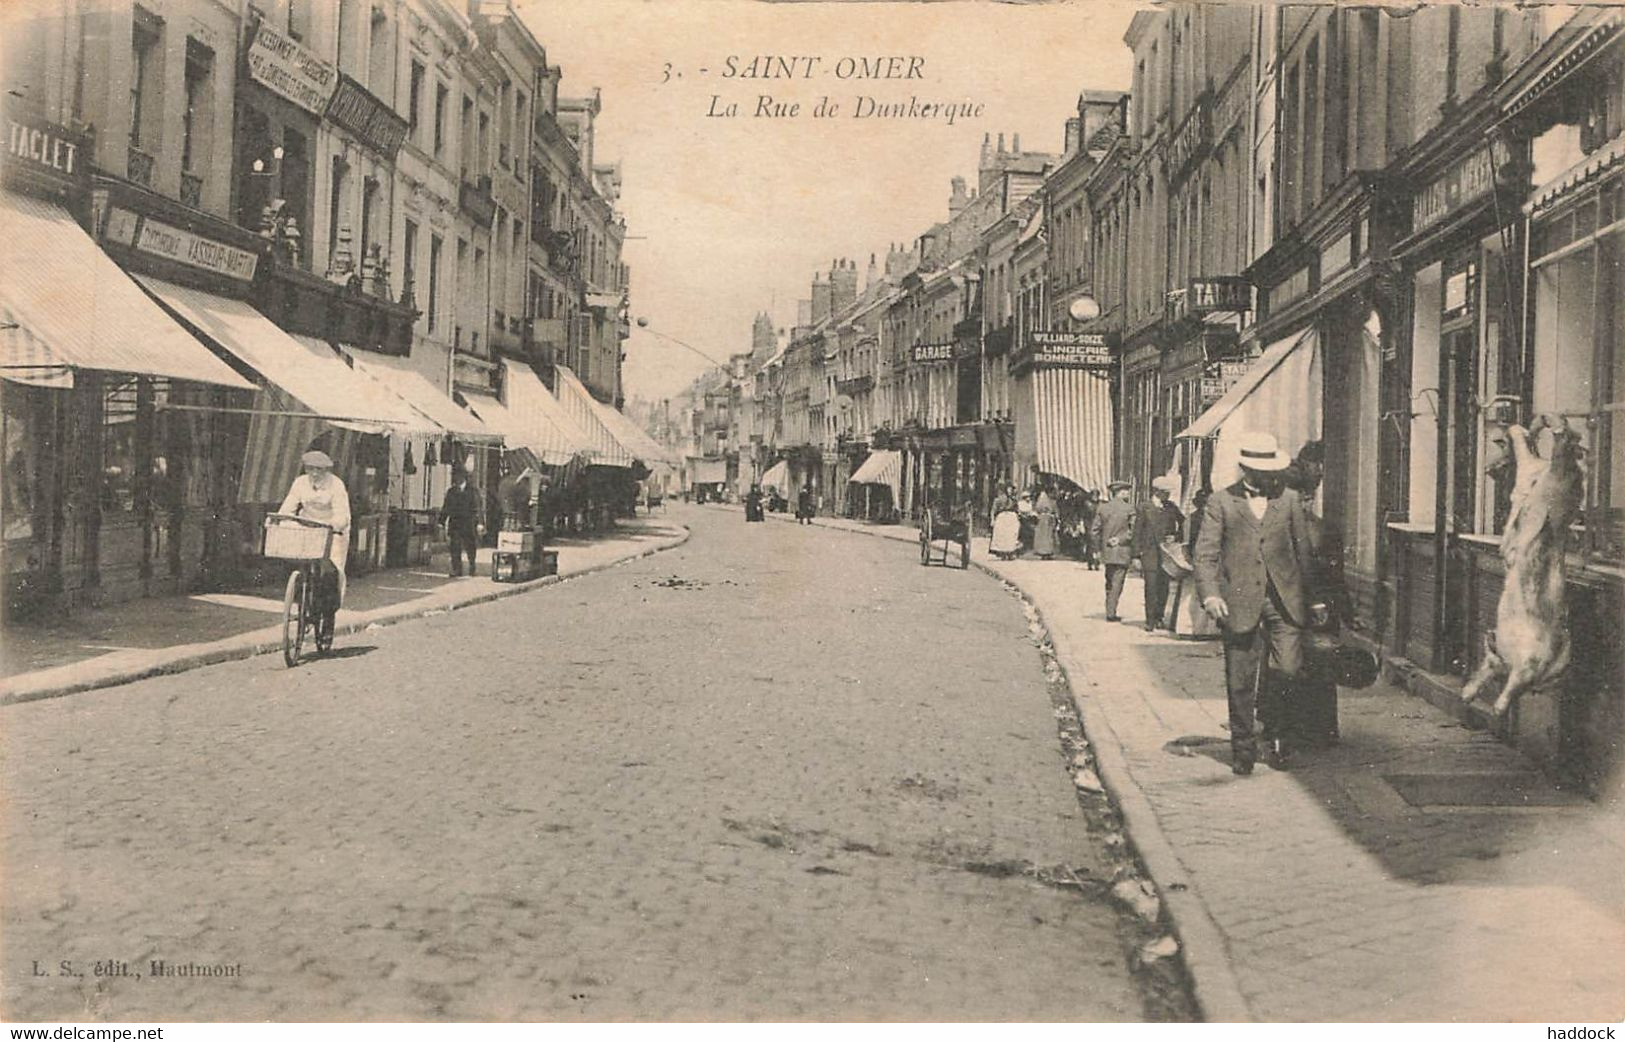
<box><xmin>848</xmin><ymin>449</ymin><xmax>903</xmax><ymax>505</ymax></box>
<box><xmin>758</xmin><ymin>460</ymin><xmax>790</xmax><ymax>492</ymax></box>
<box><xmin>1178</xmin><ymin>326</ymin><xmax>1321</xmax><ymax>489</ymax></box>
<box><xmin>135</xmin><ymin>275</ymin><xmax>418</xmax><ymax>433</ymax></box>
<box><xmin>689</xmin><ymin>457</ymin><xmax>726</xmax><ymax>484</ymax></box>
<box><xmin>288</xmin><ymin>335</ymin><xmax>443</xmax><ymax>436</ymax></box>
<box><xmin>497</xmin><ymin>359</ymin><xmax>597</xmax><ymax>466</ymax></box>
<box><xmin>1033</xmin><ymin>368</ymin><xmax>1114</xmax><ymax>492</ymax></box>
<box><xmin>593</xmin><ymin>401</ymin><xmax>677</xmax><ymax>466</ymax></box>
<box><xmin>0</xmin><ymin>192</ymin><xmax>254</xmax><ymax>391</ymax></box>
<box><xmin>552</xmin><ymin>364</ymin><xmax>635</xmax><ymax>468</ymax></box>
<box><xmin>346</xmin><ymin>351</ymin><xmax>500</xmax><ymax>442</ymax></box>
<box><xmin>584</xmin><ymin>293</ymin><xmax>621</xmax><ymax>310</ymax></box>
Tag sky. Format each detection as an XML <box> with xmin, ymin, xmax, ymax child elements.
<box><xmin>514</xmin><ymin>0</ymin><xmax>1140</xmax><ymax>403</ymax></box>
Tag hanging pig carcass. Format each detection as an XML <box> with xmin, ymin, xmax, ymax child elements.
<box><xmin>1461</xmin><ymin>416</ymin><xmax>1587</xmax><ymax>717</ymax></box>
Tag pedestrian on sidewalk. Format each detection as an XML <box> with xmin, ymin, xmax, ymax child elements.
<box><xmin>279</xmin><ymin>450</ymin><xmax>351</xmax><ymax>626</ymax></box>
<box><xmin>440</xmin><ymin>467</ymin><xmax>484</xmax><ymax>577</ymax></box>
<box><xmin>744</xmin><ymin>484</ymin><xmax>765</xmax><ymax>522</ymax></box>
<box><xmin>796</xmin><ymin>483</ymin><xmax>816</xmax><ymax>524</ymax></box>
<box><xmin>1031</xmin><ymin>480</ymin><xmax>1059</xmax><ymax>559</ymax></box>
<box><xmin>1193</xmin><ymin>432</ymin><xmax>1324</xmax><ymax>775</ymax></box>
<box><xmin>990</xmin><ymin>484</ymin><xmax>1021</xmax><ymax>560</ymax></box>
<box><xmin>1136</xmin><ymin>475</ymin><xmax>1185</xmax><ymax>631</ymax></box>
<box><xmin>1092</xmin><ymin>480</ymin><xmax>1135</xmax><ymax>621</ymax></box>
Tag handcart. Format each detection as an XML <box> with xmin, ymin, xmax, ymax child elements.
<box><xmin>918</xmin><ymin>506</ymin><xmax>972</xmax><ymax>569</ymax></box>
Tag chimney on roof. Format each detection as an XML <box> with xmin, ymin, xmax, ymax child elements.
<box><xmin>948</xmin><ymin>175</ymin><xmax>970</xmax><ymax>217</ymax></box>
<box><xmin>1012</xmin><ymin>132</ymin><xmax>1021</xmax><ymax>153</ymax></box>
<box><xmin>865</xmin><ymin>252</ymin><xmax>879</xmax><ymax>291</ymax></box>
<box><xmin>1064</xmin><ymin>117</ymin><xmax>1082</xmax><ymax>157</ymax></box>
<box><xmin>831</xmin><ymin>257</ymin><xmax>858</xmax><ymax>312</ymax></box>
<box><xmin>810</xmin><ymin>271</ymin><xmax>832</xmax><ymax>324</ymax></box>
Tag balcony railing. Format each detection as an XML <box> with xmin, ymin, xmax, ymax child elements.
<box><xmin>127</xmin><ymin>145</ymin><xmax>155</xmax><ymax>187</ymax></box>
<box><xmin>180</xmin><ymin>172</ymin><xmax>203</xmax><ymax>209</ymax></box>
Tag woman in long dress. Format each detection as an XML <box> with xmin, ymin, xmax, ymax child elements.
<box><xmin>990</xmin><ymin>485</ymin><xmax>1021</xmax><ymax>559</ymax></box>
<box><xmin>278</xmin><ymin>449</ymin><xmax>351</xmax><ymax>617</ymax></box>
<box><xmin>1032</xmin><ymin>484</ymin><xmax>1059</xmax><ymax>559</ymax></box>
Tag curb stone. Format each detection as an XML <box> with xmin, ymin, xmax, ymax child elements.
<box><xmin>0</xmin><ymin>525</ymin><xmax>691</xmax><ymax>707</ymax></box>
<box><xmin>737</xmin><ymin>505</ymin><xmax>1253</xmax><ymax>1023</ymax></box>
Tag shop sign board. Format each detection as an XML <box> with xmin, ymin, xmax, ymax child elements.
<box><xmin>911</xmin><ymin>342</ymin><xmax>956</xmax><ymax>364</ymax></box>
<box><xmin>325</xmin><ymin>74</ymin><xmax>409</xmax><ymax>160</ymax></box>
<box><xmin>134</xmin><ymin>216</ymin><xmax>260</xmax><ymax>282</ymax></box>
<box><xmin>2</xmin><ymin>104</ymin><xmax>90</xmax><ymax>195</ymax></box>
<box><xmin>245</xmin><ymin>20</ymin><xmax>338</xmax><ymax>117</ymax></box>
<box><xmin>1412</xmin><ymin>146</ymin><xmax>1496</xmax><ymax>234</ymax></box>
<box><xmin>1028</xmin><ymin>330</ymin><xmax>1115</xmax><ymax>369</ymax></box>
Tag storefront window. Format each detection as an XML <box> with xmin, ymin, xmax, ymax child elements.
<box><xmin>100</xmin><ymin>379</ymin><xmax>141</xmax><ymax>518</ymax></box>
<box><xmin>1530</xmin><ymin>176</ymin><xmax>1623</xmax><ymax>560</ymax></box>
<box><xmin>2</xmin><ymin>382</ymin><xmax>49</xmax><ymax>568</ymax></box>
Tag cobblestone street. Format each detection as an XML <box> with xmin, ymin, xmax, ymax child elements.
<box><xmin>1</xmin><ymin>506</ymin><xmax>1157</xmax><ymax>1021</ymax></box>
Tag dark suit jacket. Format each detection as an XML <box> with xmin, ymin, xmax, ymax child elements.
<box><xmin>440</xmin><ymin>483</ymin><xmax>483</xmax><ymax>535</ymax></box>
<box><xmin>1193</xmin><ymin>483</ymin><xmax>1322</xmax><ymax>632</ymax></box>
<box><xmin>1133</xmin><ymin>499</ymin><xmax>1184</xmax><ymax>559</ymax></box>
<box><xmin>1091</xmin><ymin>497</ymin><xmax>1136</xmax><ymax>566</ymax></box>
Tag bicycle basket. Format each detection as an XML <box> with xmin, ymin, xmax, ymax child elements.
<box><xmin>263</xmin><ymin>518</ymin><xmax>333</xmax><ymax>561</ymax></box>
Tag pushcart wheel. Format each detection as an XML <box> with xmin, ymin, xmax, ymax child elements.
<box><xmin>282</xmin><ymin>569</ymin><xmax>305</xmax><ymax>668</ymax></box>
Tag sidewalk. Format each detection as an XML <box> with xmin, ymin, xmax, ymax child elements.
<box><xmin>0</xmin><ymin>518</ymin><xmax>689</xmax><ymax>705</ymax></box>
<box><xmin>719</xmin><ymin>503</ymin><xmax>1625</xmax><ymax>1021</ymax></box>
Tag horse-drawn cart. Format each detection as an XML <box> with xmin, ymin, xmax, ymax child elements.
<box><xmin>918</xmin><ymin>506</ymin><xmax>972</xmax><ymax>569</ymax></box>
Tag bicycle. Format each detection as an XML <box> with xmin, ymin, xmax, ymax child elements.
<box><xmin>263</xmin><ymin>513</ymin><xmax>337</xmax><ymax>667</ymax></box>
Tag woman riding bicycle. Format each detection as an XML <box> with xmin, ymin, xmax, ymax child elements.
<box><xmin>279</xmin><ymin>449</ymin><xmax>351</xmax><ymax>626</ymax></box>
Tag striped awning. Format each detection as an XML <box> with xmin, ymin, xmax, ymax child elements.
<box><xmin>501</xmin><ymin>360</ymin><xmax>596</xmax><ymax>466</ymax></box>
<box><xmin>552</xmin><ymin>364</ymin><xmax>634</xmax><ymax>468</ymax></box>
<box><xmin>1033</xmin><ymin>368</ymin><xmax>1114</xmax><ymax>492</ymax></box>
<box><xmin>289</xmin><ymin>336</ymin><xmax>443</xmax><ymax>436</ymax></box>
<box><xmin>848</xmin><ymin>449</ymin><xmax>903</xmax><ymax>505</ymax></box>
<box><xmin>135</xmin><ymin>275</ymin><xmax>414</xmax><ymax>433</ymax></box>
<box><xmin>347</xmin><ymin>350</ymin><xmax>500</xmax><ymax>442</ymax></box>
<box><xmin>1179</xmin><ymin>326</ymin><xmax>1322</xmax><ymax>490</ymax></box>
<box><xmin>593</xmin><ymin>400</ymin><xmax>677</xmax><ymax>465</ymax></box>
<box><xmin>0</xmin><ymin>192</ymin><xmax>254</xmax><ymax>391</ymax></box>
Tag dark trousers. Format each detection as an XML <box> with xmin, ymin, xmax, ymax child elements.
<box><xmin>1142</xmin><ymin>556</ymin><xmax>1170</xmax><ymax>627</ymax></box>
<box><xmin>1104</xmin><ymin>564</ymin><xmax>1128</xmax><ymax>618</ymax></box>
<box><xmin>449</xmin><ymin>529</ymin><xmax>478</xmax><ymax>575</ymax></box>
<box><xmin>1221</xmin><ymin>589</ymin><xmax>1304</xmax><ymax>763</ymax></box>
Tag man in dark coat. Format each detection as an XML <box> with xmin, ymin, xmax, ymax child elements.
<box><xmin>1091</xmin><ymin>480</ymin><xmax>1136</xmax><ymax>621</ymax></box>
<box><xmin>440</xmin><ymin>468</ymin><xmax>484</xmax><ymax>577</ymax></box>
<box><xmin>1194</xmin><ymin>432</ymin><xmax>1324</xmax><ymax>774</ymax></box>
<box><xmin>1135</xmin><ymin>475</ymin><xmax>1185</xmax><ymax>631</ymax></box>
<box><xmin>796</xmin><ymin>483</ymin><xmax>816</xmax><ymax>524</ymax></box>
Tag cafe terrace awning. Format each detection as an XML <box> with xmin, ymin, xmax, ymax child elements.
<box><xmin>346</xmin><ymin>351</ymin><xmax>500</xmax><ymax>442</ymax></box>
<box><xmin>1032</xmin><ymin>368</ymin><xmax>1114</xmax><ymax>492</ymax></box>
<box><xmin>848</xmin><ymin>449</ymin><xmax>903</xmax><ymax>505</ymax></box>
<box><xmin>0</xmin><ymin>192</ymin><xmax>254</xmax><ymax>391</ymax></box>
<box><xmin>758</xmin><ymin>460</ymin><xmax>790</xmax><ymax>493</ymax></box>
<box><xmin>1178</xmin><ymin>326</ymin><xmax>1321</xmax><ymax>489</ymax></box>
<box><xmin>552</xmin><ymin>364</ymin><xmax>635</xmax><ymax>468</ymax></box>
<box><xmin>134</xmin><ymin>275</ymin><xmax>423</xmax><ymax>434</ymax></box>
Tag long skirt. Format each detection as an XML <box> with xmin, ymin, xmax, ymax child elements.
<box><xmin>990</xmin><ymin>511</ymin><xmax>1021</xmax><ymax>556</ymax></box>
<box><xmin>1032</xmin><ymin>514</ymin><xmax>1058</xmax><ymax>557</ymax></box>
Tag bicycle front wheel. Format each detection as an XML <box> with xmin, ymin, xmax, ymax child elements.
<box><xmin>282</xmin><ymin>569</ymin><xmax>306</xmax><ymax>667</ymax></box>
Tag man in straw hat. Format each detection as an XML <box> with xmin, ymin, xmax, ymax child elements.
<box><xmin>1193</xmin><ymin>431</ymin><xmax>1324</xmax><ymax>775</ymax></box>
<box><xmin>1091</xmin><ymin>479</ymin><xmax>1136</xmax><ymax>621</ymax></box>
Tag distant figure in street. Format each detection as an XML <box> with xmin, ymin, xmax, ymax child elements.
<box><xmin>796</xmin><ymin>483</ymin><xmax>816</xmax><ymax>524</ymax></box>
<box><xmin>440</xmin><ymin>467</ymin><xmax>484</xmax><ymax>577</ymax></box>
<box><xmin>1193</xmin><ymin>431</ymin><xmax>1324</xmax><ymax>775</ymax></box>
<box><xmin>1136</xmin><ymin>475</ymin><xmax>1185</xmax><ymax>631</ymax></box>
<box><xmin>744</xmin><ymin>484</ymin><xmax>765</xmax><ymax>522</ymax></box>
<box><xmin>1092</xmin><ymin>479</ymin><xmax>1135</xmax><ymax>621</ymax></box>
<box><xmin>990</xmin><ymin>484</ymin><xmax>1020</xmax><ymax>560</ymax></box>
<box><xmin>1031</xmin><ymin>481</ymin><xmax>1059</xmax><ymax>559</ymax></box>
